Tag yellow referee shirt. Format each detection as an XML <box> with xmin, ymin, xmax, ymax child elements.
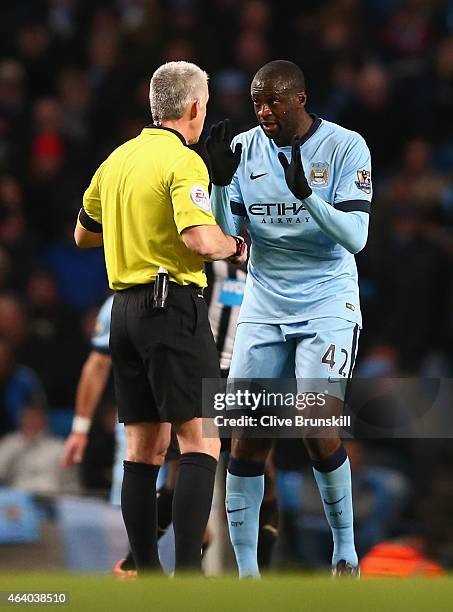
<box><xmin>79</xmin><ymin>126</ymin><xmax>217</xmax><ymax>290</ymax></box>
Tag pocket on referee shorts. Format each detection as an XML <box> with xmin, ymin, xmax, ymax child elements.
<box><xmin>190</xmin><ymin>293</ymin><xmax>208</xmax><ymax>335</ymax></box>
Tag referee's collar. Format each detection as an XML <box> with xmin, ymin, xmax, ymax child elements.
<box><xmin>144</xmin><ymin>124</ymin><xmax>187</xmax><ymax>146</ymax></box>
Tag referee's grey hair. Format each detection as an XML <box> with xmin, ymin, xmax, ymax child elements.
<box><xmin>150</xmin><ymin>61</ymin><xmax>209</xmax><ymax>123</ymax></box>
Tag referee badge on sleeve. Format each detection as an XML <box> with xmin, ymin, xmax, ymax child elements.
<box><xmin>190</xmin><ymin>184</ymin><xmax>211</xmax><ymax>212</ymax></box>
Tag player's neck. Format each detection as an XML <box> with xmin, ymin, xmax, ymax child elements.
<box><xmin>297</xmin><ymin>112</ymin><xmax>314</xmax><ymax>140</ymax></box>
<box><xmin>275</xmin><ymin>112</ymin><xmax>315</xmax><ymax>147</ymax></box>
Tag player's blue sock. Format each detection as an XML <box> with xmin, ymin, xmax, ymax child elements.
<box><xmin>226</xmin><ymin>458</ymin><xmax>265</xmax><ymax>578</ymax></box>
<box><xmin>312</xmin><ymin>445</ymin><xmax>358</xmax><ymax>567</ymax></box>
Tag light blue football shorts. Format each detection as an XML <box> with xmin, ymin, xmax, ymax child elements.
<box><xmin>229</xmin><ymin>317</ymin><xmax>360</xmax><ymax>401</ymax></box>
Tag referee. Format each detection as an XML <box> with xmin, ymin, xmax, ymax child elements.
<box><xmin>74</xmin><ymin>61</ymin><xmax>247</xmax><ymax>573</ymax></box>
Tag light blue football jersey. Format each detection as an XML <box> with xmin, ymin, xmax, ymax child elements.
<box><xmin>91</xmin><ymin>295</ymin><xmax>114</xmax><ymax>353</ymax></box>
<box><xmin>212</xmin><ymin>115</ymin><xmax>372</xmax><ymax>327</ymax></box>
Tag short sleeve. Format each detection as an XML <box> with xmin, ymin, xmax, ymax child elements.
<box><xmin>334</xmin><ymin>135</ymin><xmax>372</xmax><ymax>212</ymax></box>
<box><xmin>169</xmin><ymin>151</ymin><xmax>217</xmax><ymax>234</ymax></box>
<box><xmin>82</xmin><ymin>165</ymin><xmax>103</xmax><ymax>227</ymax></box>
<box><xmin>91</xmin><ymin>296</ymin><xmax>113</xmax><ymax>354</ymax></box>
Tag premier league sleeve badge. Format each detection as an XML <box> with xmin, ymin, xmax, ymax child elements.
<box><xmin>355</xmin><ymin>169</ymin><xmax>372</xmax><ymax>194</ymax></box>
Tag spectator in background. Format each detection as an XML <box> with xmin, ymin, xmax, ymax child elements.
<box><xmin>0</xmin><ymin>247</ymin><xmax>12</xmax><ymax>292</ymax></box>
<box><xmin>0</xmin><ymin>176</ymin><xmax>37</xmax><ymax>290</ymax></box>
<box><xmin>26</xmin><ymin>97</ymin><xmax>82</xmax><ymax>241</ymax></box>
<box><xmin>378</xmin><ymin>4</ymin><xmax>437</xmax><ymax>61</ymax></box>
<box><xmin>0</xmin><ymin>294</ymin><xmax>29</xmax><ymax>354</ymax></box>
<box><xmin>45</xmin><ymin>222</ymin><xmax>108</xmax><ymax>311</ymax></box>
<box><xmin>0</xmin><ymin>337</ymin><xmax>46</xmax><ymax>436</ymax></box>
<box><xmin>381</xmin><ymin>138</ymin><xmax>449</xmax><ymax>212</ymax></box>
<box><xmin>0</xmin><ymin>291</ymin><xmax>90</xmax><ymax>412</ymax></box>
<box><xmin>23</xmin><ymin>269</ymin><xmax>89</xmax><ymax>409</ymax></box>
<box><xmin>0</xmin><ymin>403</ymin><xmax>79</xmax><ymax>494</ymax></box>
<box><xmin>370</xmin><ymin>207</ymin><xmax>451</xmax><ymax>371</ymax></box>
<box><xmin>0</xmin><ymin>60</ymin><xmax>28</xmax><ymax>173</ymax></box>
<box><xmin>87</xmin><ymin>32</ymin><xmax>127</xmax><ymax>146</ymax></box>
<box><xmin>162</xmin><ymin>38</ymin><xmax>197</xmax><ymax>64</ymax></box>
<box><xmin>428</xmin><ymin>36</ymin><xmax>453</xmax><ymax>149</ymax></box>
<box><xmin>57</xmin><ymin>68</ymin><xmax>92</xmax><ymax>153</ymax></box>
<box><xmin>320</xmin><ymin>60</ymin><xmax>357</xmax><ymax>122</ymax></box>
<box><xmin>234</xmin><ymin>29</ymin><xmax>269</xmax><ymax>76</ymax></box>
<box><xmin>339</xmin><ymin>63</ymin><xmax>408</xmax><ymax>173</ymax></box>
<box><xmin>15</xmin><ymin>22</ymin><xmax>54</xmax><ymax>99</ymax></box>
<box><xmin>207</xmin><ymin>69</ymin><xmax>254</xmax><ymax>136</ymax></box>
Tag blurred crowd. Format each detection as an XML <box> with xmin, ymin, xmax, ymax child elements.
<box><xmin>0</xmin><ymin>0</ymin><xmax>453</xmax><ymax>569</ymax></box>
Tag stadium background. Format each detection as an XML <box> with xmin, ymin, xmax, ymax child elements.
<box><xmin>0</xmin><ymin>0</ymin><xmax>453</xmax><ymax>576</ymax></box>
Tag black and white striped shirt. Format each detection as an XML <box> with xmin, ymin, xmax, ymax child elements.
<box><xmin>204</xmin><ymin>261</ymin><xmax>246</xmax><ymax>371</ymax></box>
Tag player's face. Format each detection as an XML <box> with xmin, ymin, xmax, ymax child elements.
<box><xmin>251</xmin><ymin>82</ymin><xmax>304</xmax><ymax>147</ymax></box>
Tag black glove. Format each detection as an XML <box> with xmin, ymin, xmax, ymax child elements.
<box><xmin>205</xmin><ymin>119</ymin><xmax>242</xmax><ymax>186</ymax></box>
<box><xmin>278</xmin><ymin>136</ymin><xmax>312</xmax><ymax>200</ymax></box>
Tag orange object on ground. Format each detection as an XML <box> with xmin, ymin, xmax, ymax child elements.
<box><xmin>361</xmin><ymin>540</ymin><xmax>445</xmax><ymax>577</ymax></box>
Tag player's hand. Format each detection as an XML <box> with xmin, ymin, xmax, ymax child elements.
<box><xmin>62</xmin><ymin>432</ymin><xmax>88</xmax><ymax>467</ymax></box>
<box><xmin>205</xmin><ymin>119</ymin><xmax>242</xmax><ymax>186</ymax></box>
<box><xmin>278</xmin><ymin>136</ymin><xmax>312</xmax><ymax>200</ymax></box>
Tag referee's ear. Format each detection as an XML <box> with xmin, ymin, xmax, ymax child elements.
<box><xmin>190</xmin><ymin>100</ymin><xmax>199</xmax><ymax>120</ymax></box>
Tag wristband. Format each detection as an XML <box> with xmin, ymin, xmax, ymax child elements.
<box><xmin>231</xmin><ymin>235</ymin><xmax>245</xmax><ymax>257</ymax></box>
<box><xmin>72</xmin><ymin>415</ymin><xmax>92</xmax><ymax>434</ymax></box>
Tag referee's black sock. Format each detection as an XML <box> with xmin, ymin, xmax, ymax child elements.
<box><xmin>172</xmin><ymin>452</ymin><xmax>217</xmax><ymax>572</ymax></box>
<box><xmin>121</xmin><ymin>483</ymin><xmax>174</xmax><ymax>572</ymax></box>
<box><xmin>121</xmin><ymin>460</ymin><xmax>160</xmax><ymax>571</ymax></box>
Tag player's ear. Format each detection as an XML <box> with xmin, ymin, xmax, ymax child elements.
<box><xmin>297</xmin><ymin>92</ymin><xmax>307</xmax><ymax>107</ymax></box>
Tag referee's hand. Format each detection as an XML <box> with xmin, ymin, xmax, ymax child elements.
<box><xmin>62</xmin><ymin>432</ymin><xmax>88</xmax><ymax>467</ymax></box>
<box><xmin>228</xmin><ymin>241</ymin><xmax>248</xmax><ymax>265</ymax></box>
<box><xmin>205</xmin><ymin>119</ymin><xmax>242</xmax><ymax>186</ymax></box>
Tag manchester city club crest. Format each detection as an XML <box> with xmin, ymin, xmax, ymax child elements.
<box><xmin>309</xmin><ymin>161</ymin><xmax>329</xmax><ymax>186</ymax></box>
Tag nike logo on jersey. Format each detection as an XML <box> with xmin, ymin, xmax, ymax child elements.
<box><xmin>323</xmin><ymin>495</ymin><xmax>346</xmax><ymax>506</ymax></box>
<box><xmin>226</xmin><ymin>506</ymin><xmax>250</xmax><ymax>514</ymax></box>
<box><xmin>250</xmin><ymin>172</ymin><xmax>268</xmax><ymax>180</ymax></box>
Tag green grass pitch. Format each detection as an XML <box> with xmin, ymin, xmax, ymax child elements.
<box><xmin>1</xmin><ymin>574</ymin><xmax>453</xmax><ymax>611</ymax></box>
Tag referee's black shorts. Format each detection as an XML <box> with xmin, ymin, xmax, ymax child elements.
<box><xmin>110</xmin><ymin>282</ymin><xmax>220</xmax><ymax>424</ymax></box>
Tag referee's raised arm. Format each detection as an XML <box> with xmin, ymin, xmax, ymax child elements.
<box><xmin>75</xmin><ymin>61</ymin><xmax>246</xmax><ymax>575</ymax></box>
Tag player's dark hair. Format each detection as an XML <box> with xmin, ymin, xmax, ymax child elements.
<box><xmin>252</xmin><ymin>60</ymin><xmax>306</xmax><ymax>92</ymax></box>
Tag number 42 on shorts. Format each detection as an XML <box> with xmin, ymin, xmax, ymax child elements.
<box><xmin>321</xmin><ymin>344</ymin><xmax>349</xmax><ymax>377</ymax></box>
